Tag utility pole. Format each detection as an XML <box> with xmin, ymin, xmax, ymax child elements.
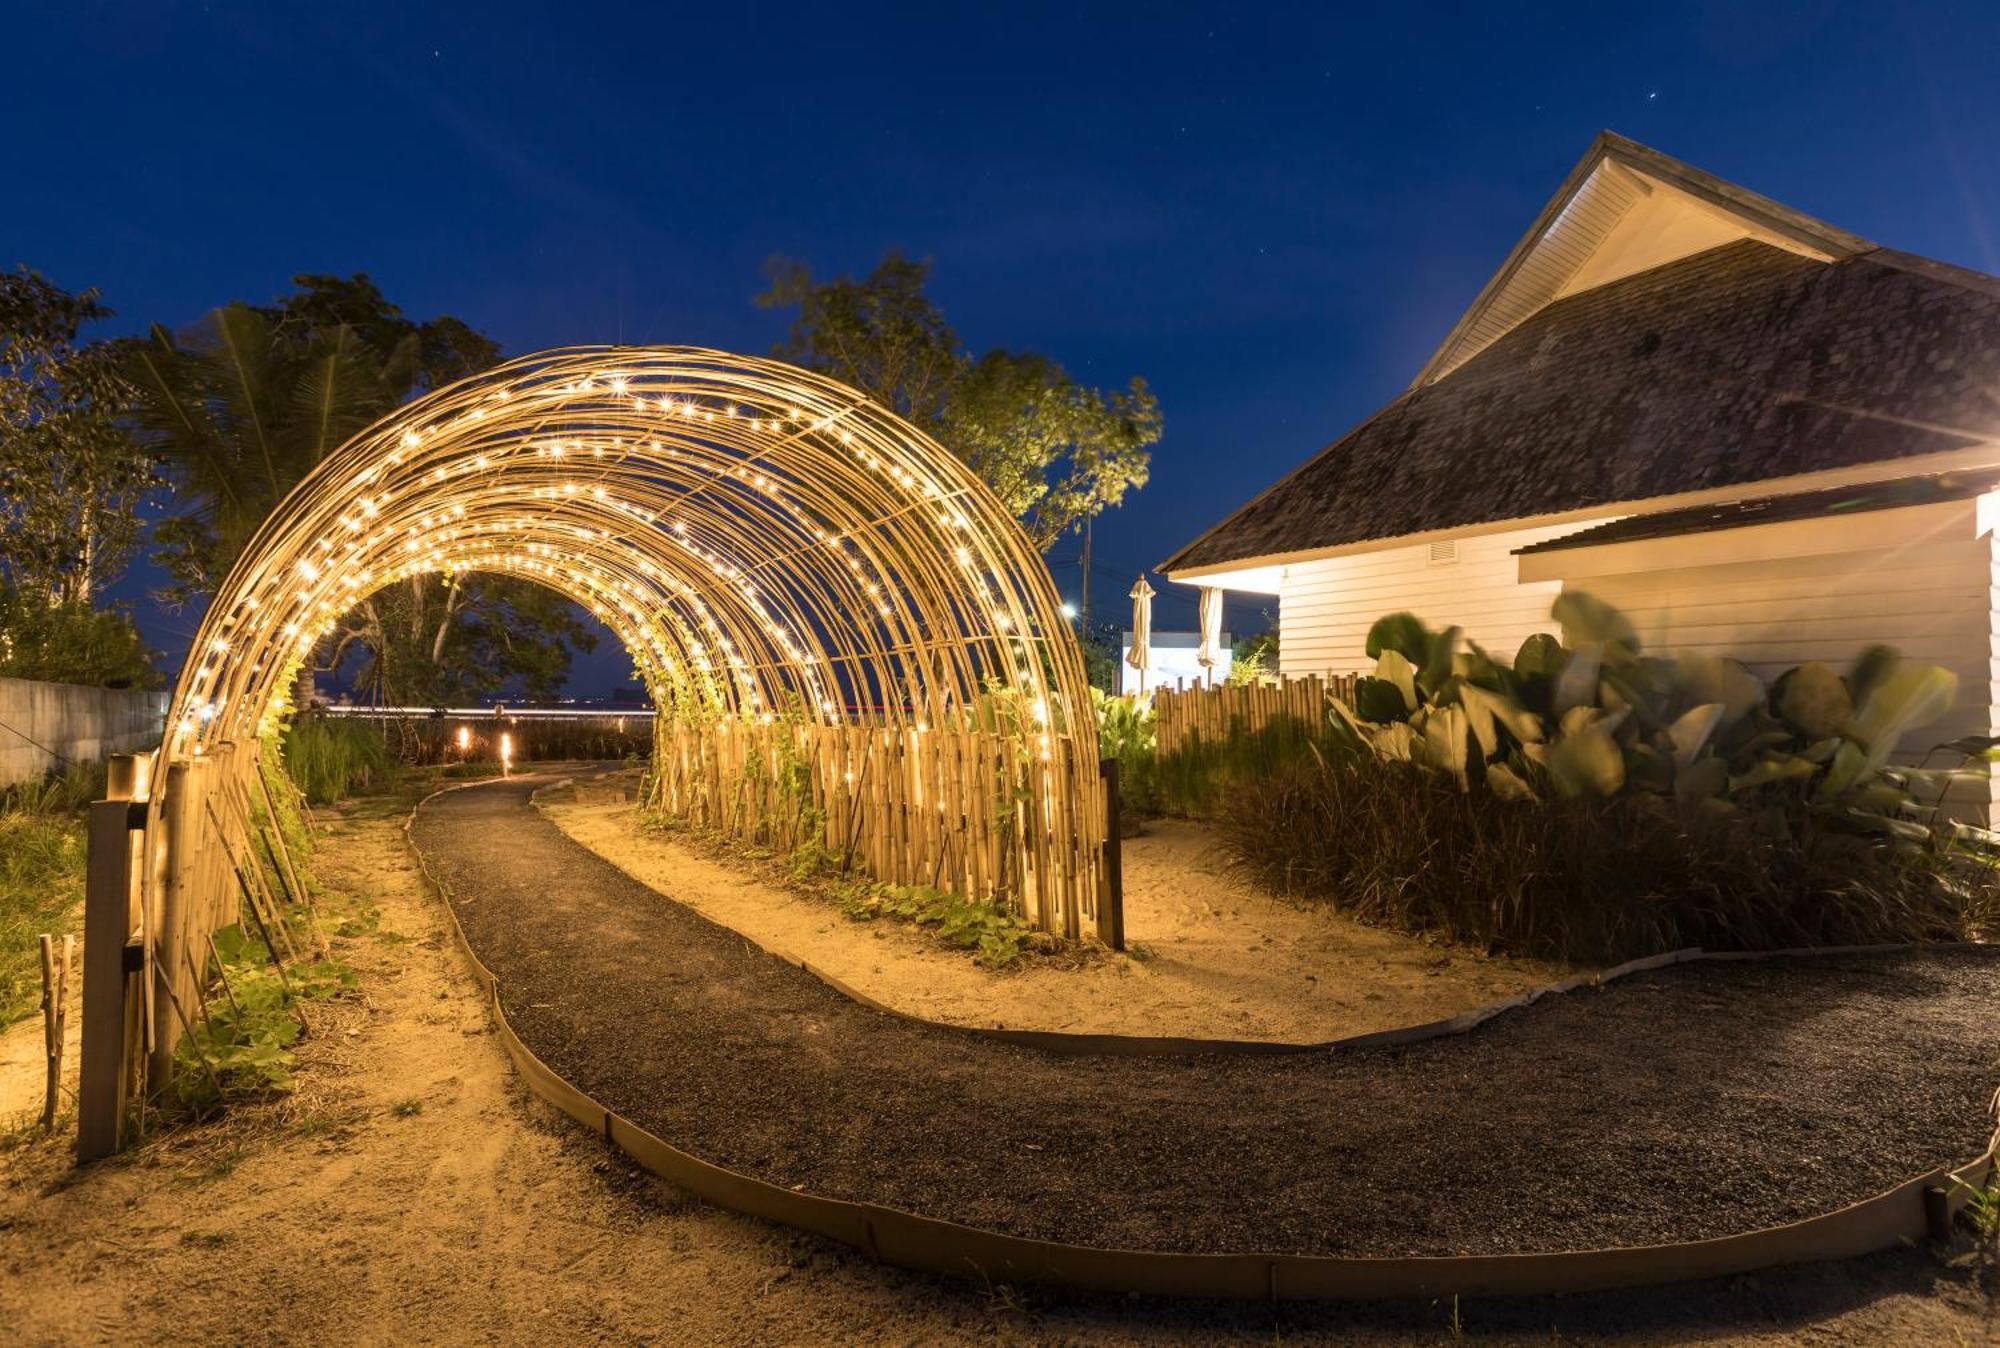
<box><xmin>1080</xmin><ymin>515</ymin><xmax>1092</xmax><ymax>628</ymax></box>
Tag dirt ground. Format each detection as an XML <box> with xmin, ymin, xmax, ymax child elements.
<box><xmin>0</xmin><ymin>788</ymin><xmax>1993</xmax><ymax>1346</ymax></box>
<box><xmin>540</xmin><ymin>778</ymin><xmax>1567</xmax><ymax>1043</ymax></box>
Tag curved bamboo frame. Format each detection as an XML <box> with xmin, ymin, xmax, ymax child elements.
<box><xmin>162</xmin><ymin>345</ymin><xmax>1105</xmax><ymax>932</ymax></box>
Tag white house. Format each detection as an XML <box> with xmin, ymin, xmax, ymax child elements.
<box><xmin>1161</xmin><ymin>132</ymin><xmax>2000</xmax><ymax>806</ymax></box>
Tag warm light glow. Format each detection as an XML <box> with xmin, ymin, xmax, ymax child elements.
<box><xmin>157</xmin><ymin>344</ymin><xmax>1109</xmax><ymax>938</ymax></box>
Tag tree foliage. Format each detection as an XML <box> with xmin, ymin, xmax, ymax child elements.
<box><xmin>758</xmin><ymin>251</ymin><xmax>1159</xmax><ymax>550</ymax></box>
<box><xmin>0</xmin><ymin>581</ymin><xmax>160</xmax><ymax>689</ymax></box>
<box><xmin>127</xmin><ymin>275</ymin><xmax>595</xmax><ymax>704</ymax></box>
<box><xmin>0</xmin><ymin>267</ymin><xmax>159</xmax><ymax>608</ymax></box>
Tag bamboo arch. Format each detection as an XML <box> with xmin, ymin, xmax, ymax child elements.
<box><xmin>158</xmin><ymin>345</ymin><xmax>1107</xmax><ymax>930</ymax></box>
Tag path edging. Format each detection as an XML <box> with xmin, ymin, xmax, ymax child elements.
<box><xmin>403</xmin><ymin>779</ymin><xmax>1999</xmax><ymax>1302</ymax></box>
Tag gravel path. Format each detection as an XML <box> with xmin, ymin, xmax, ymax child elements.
<box><xmin>411</xmin><ymin>774</ymin><xmax>2000</xmax><ymax>1259</ymax></box>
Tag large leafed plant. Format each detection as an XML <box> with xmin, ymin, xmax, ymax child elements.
<box><xmin>1333</xmin><ymin>594</ymin><xmax>1991</xmax><ymax>848</ymax></box>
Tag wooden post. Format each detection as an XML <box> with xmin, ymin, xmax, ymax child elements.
<box><xmin>150</xmin><ymin>761</ymin><xmax>194</xmax><ymax>1088</ymax></box>
<box><xmin>78</xmin><ymin>796</ymin><xmax>139</xmax><ymax>1161</ymax></box>
<box><xmin>1098</xmin><ymin>756</ymin><xmax>1125</xmax><ymax>951</ymax></box>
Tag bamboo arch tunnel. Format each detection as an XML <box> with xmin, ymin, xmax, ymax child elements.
<box><xmin>79</xmin><ymin>346</ymin><xmax>1112</xmax><ymax>1156</ymax></box>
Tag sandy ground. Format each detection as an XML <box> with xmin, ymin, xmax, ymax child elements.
<box><xmin>540</xmin><ymin>781</ymin><xmax>1569</xmax><ymax>1042</ymax></box>
<box><xmin>0</xmin><ymin>789</ymin><xmax>1992</xmax><ymax>1345</ymax></box>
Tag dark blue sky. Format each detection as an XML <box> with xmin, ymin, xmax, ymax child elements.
<box><xmin>8</xmin><ymin>2</ymin><xmax>1999</xmax><ymax>696</ymax></box>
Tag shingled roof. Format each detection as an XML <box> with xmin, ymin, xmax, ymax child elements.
<box><xmin>1513</xmin><ymin>466</ymin><xmax>2000</xmax><ymax>555</ymax></box>
<box><xmin>1163</xmin><ymin>145</ymin><xmax>2000</xmax><ymax>576</ymax></box>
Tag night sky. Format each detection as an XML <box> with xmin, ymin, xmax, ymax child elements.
<box><xmin>8</xmin><ymin>2</ymin><xmax>1999</xmax><ymax>697</ymax></box>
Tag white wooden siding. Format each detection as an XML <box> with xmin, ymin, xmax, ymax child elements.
<box><xmin>1277</xmin><ymin>523</ymin><xmax>1582</xmax><ymax>676</ymax></box>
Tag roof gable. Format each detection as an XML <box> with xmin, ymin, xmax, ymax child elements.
<box><xmin>1162</xmin><ymin>238</ymin><xmax>2000</xmax><ymax>575</ymax></box>
<box><xmin>1413</xmin><ymin>132</ymin><xmax>1873</xmax><ymax>386</ymax></box>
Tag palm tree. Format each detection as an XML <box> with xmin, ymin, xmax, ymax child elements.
<box><xmin>124</xmin><ymin>301</ymin><xmax>399</xmax><ymax>593</ymax></box>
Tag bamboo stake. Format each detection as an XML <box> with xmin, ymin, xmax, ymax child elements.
<box><xmin>205</xmin><ymin>933</ymin><xmax>244</xmax><ymax>1018</ymax></box>
<box><xmin>39</xmin><ymin>934</ymin><xmax>71</xmax><ymax>1131</ymax></box>
<box><xmin>155</xmin><ymin>969</ymin><xmax>225</xmax><ymax>1109</ymax></box>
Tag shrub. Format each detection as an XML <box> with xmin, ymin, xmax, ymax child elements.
<box><xmin>1218</xmin><ymin>594</ymin><xmax>2000</xmax><ymax>963</ymax></box>
<box><xmin>0</xmin><ymin>764</ymin><xmax>107</xmax><ymax>1026</ymax></box>
<box><xmin>1150</xmin><ymin>713</ymin><xmax>1342</xmax><ymax>817</ymax></box>
<box><xmin>1330</xmin><ymin>598</ymin><xmax>1989</xmax><ymax>845</ymax></box>
<box><xmin>1221</xmin><ymin>757</ymin><xmax>1993</xmax><ymax>964</ymax></box>
<box><xmin>0</xmin><ymin>584</ymin><xmax>161</xmax><ymax>689</ymax></box>
<box><xmin>282</xmin><ymin>716</ymin><xmax>394</xmax><ymax>805</ymax></box>
<box><xmin>1091</xmin><ymin>686</ymin><xmax>1159</xmax><ymax>815</ymax></box>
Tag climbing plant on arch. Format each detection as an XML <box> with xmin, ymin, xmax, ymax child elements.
<box><xmin>163</xmin><ymin>343</ymin><xmax>1107</xmax><ymax>914</ymax></box>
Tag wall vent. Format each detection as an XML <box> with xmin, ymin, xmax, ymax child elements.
<box><xmin>1427</xmin><ymin>540</ymin><xmax>1460</xmax><ymax>566</ymax></box>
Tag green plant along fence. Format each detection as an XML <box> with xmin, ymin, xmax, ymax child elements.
<box><xmin>1216</xmin><ymin>595</ymin><xmax>2000</xmax><ymax>963</ymax></box>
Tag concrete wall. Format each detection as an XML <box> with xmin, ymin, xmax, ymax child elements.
<box><xmin>0</xmin><ymin>677</ymin><xmax>169</xmax><ymax>786</ymax></box>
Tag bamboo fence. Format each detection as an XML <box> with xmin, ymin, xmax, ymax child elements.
<box><xmin>1151</xmin><ymin>675</ymin><xmax>1358</xmax><ymax>756</ymax></box>
<box><xmin>653</xmin><ymin>717</ymin><xmax>1100</xmax><ymax>937</ymax></box>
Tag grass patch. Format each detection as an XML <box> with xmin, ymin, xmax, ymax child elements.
<box><xmin>283</xmin><ymin>716</ymin><xmax>394</xmax><ymax>805</ymax></box>
<box><xmin>1148</xmin><ymin>713</ymin><xmax>1337</xmax><ymax>817</ymax></box>
<box><xmin>0</xmin><ymin>767</ymin><xmax>99</xmax><ymax>1027</ymax></box>
<box><xmin>0</xmin><ymin>812</ymin><xmax>83</xmax><ymax>1026</ymax></box>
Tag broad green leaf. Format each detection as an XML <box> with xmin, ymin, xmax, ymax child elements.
<box><xmin>1418</xmin><ymin>704</ymin><xmax>1473</xmax><ymax>788</ymax></box>
<box><xmin>1849</xmin><ymin>664</ymin><xmax>1958</xmax><ymax>753</ymax></box>
<box><xmin>1666</xmin><ymin>702</ymin><xmax>1727</xmax><ymax>768</ymax></box>
<box><xmin>1459</xmin><ymin>682</ymin><xmax>1545</xmax><ymax>755</ymax></box>
<box><xmin>1419</xmin><ymin>625</ymin><xmax>1461</xmax><ymax>695</ymax></box>
<box><xmin>1675</xmin><ymin>654</ymin><xmax>1765</xmax><ymax>724</ymax></box>
<box><xmin>1728</xmin><ymin>754</ymin><xmax>1817</xmax><ymax>792</ymax></box>
<box><xmin>1674</xmin><ymin>754</ymin><xmax>1730</xmax><ymax>805</ymax></box>
<box><xmin>1514</xmin><ymin>632</ymin><xmax>1567</xmax><ymax>683</ymax></box>
<box><xmin>1551</xmin><ymin>591</ymin><xmax>1640</xmax><ymax>661</ymax></box>
<box><xmin>1552</xmin><ymin>642</ymin><xmax>1602</xmax><ymax>716</ymax></box>
<box><xmin>1539</xmin><ymin>726</ymin><xmax>1625</xmax><ymax>797</ymax></box>
<box><xmin>1777</xmin><ymin>661</ymin><xmax>1854</xmax><ymax>740</ymax></box>
<box><xmin>1374</xmin><ymin>648</ymin><xmax>1419</xmax><ymax>713</ymax></box>
<box><xmin>1365</xmin><ymin>611</ymin><xmax>1431</xmax><ymax>663</ymax></box>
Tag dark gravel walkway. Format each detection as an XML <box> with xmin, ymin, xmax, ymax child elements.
<box><xmin>410</xmin><ymin>774</ymin><xmax>2000</xmax><ymax>1259</ymax></box>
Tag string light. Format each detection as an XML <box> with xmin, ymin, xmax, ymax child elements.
<box><xmin>156</xmin><ymin>345</ymin><xmax>1105</xmax><ymax>930</ymax></box>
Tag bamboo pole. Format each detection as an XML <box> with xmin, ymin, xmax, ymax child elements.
<box><xmin>39</xmin><ymin>934</ymin><xmax>71</xmax><ymax>1131</ymax></box>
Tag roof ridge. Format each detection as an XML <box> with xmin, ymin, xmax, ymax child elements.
<box><xmin>1408</xmin><ymin>132</ymin><xmax>1873</xmax><ymax>389</ymax></box>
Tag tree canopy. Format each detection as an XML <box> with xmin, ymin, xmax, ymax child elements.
<box><xmin>0</xmin><ymin>268</ymin><xmax>161</xmax><ymax>689</ymax></box>
<box><xmin>0</xmin><ymin>267</ymin><xmax>158</xmax><ymax>609</ymax></box>
<box><xmin>758</xmin><ymin>251</ymin><xmax>1159</xmax><ymax>550</ymax></box>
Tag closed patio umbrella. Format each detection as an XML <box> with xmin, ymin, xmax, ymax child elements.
<box><xmin>1126</xmin><ymin>576</ymin><xmax>1156</xmax><ymax>693</ymax></box>
<box><xmin>1196</xmin><ymin>585</ymin><xmax>1223</xmax><ymax>685</ymax></box>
